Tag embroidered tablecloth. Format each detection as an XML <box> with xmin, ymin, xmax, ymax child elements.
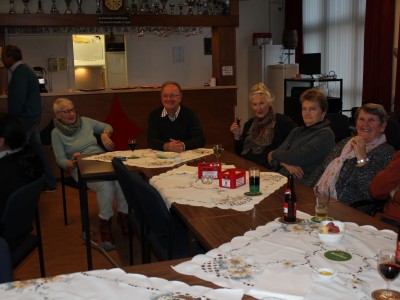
<box><xmin>83</xmin><ymin>148</ymin><xmax>214</xmax><ymax>168</ymax></box>
<box><xmin>173</xmin><ymin>211</ymin><xmax>399</xmax><ymax>300</ymax></box>
<box><xmin>0</xmin><ymin>268</ymin><xmax>243</xmax><ymax>300</ymax></box>
<box><xmin>149</xmin><ymin>165</ymin><xmax>287</xmax><ymax>211</ymax></box>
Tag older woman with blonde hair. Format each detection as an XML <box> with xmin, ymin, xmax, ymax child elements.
<box><xmin>230</xmin><ymin>83</ymin><xmax>296</xmax><ymax>168</ymax></box>
<box><xmin>308</xmin><ymin>103</ymin><xmax>395</xmax><ymax>208</ymax></box>
<box><xmin>51</xmin><ymin>98</ymin><xmax>128</xmax><ymax>251</ymax></box>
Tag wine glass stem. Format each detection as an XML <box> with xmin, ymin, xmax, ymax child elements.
<box><xmin>387</xmin><ymin>280</ymin><xmax>392</xmax><ymax>294</ymax></box>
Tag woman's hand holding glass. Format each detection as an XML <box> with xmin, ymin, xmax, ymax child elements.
<box><xmin>230</xmin><ymin>118</ymin><xmax>241</xmax><ymax>140</ymax></box>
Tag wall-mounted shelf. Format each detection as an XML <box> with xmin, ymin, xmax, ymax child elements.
<box><xmin>0</xmin><ymin>14</ymin><xmax>239</xmax><ymax>27</ymax></box>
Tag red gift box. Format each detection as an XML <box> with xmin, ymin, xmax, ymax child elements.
<box><xmin>219</xmin><ymin>169</ymin><xmax>246</xmax><ymax>189</ymax></box>
<box><xmin>198</xmin><ymin>162</ymin><xmax>221</xmax><ymax>179</ymax></box>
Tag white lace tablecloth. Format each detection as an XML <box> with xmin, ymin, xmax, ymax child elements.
<box><xmin>0</xmin><ymin>268</ymin><xmax>243</xmax><ymax>300</ymax></box>
<box><xmin>149</xmin><ymin>165</ymin><xmax>287</xmax><ymax>211</ymax></box>
<box><xmin>174</xmin><ymin>211</ymin><xmax>399</xmax><ymax>300</ymax></box>
<box><xmin>83</xmin><ymin>148</ymin><xmax>214</xmax><ymax>168</ymax></box>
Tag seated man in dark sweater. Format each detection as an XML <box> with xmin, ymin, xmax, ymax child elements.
<box><xmin>147</xmin><ymin>81</ymin><xmax>205</xmax><ymax>152</ymax></box>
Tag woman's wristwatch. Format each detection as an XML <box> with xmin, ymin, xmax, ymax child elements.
<box><xmin>356</xmin><ymin>157</ymin><xmax>369</xmax><ymax>165</ymax></box>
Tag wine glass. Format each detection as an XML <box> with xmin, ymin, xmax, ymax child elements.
<box><xmin>76</xmin><ymin>0</ymin><xmax>84</xmax><ymax>14</ymax></box>
<box><xmin>23</xmin><ymin>0</ymin><xmax>31</xmax><ymax>14</ymax></box>
<box><xmin>36</xmin><ymin>0</ymin><xmax>44</xmax><ymax>14</ymax></box>
<box><xmin>128</xmin><ymin>138</ymin><xmax>137</xmax><ymax>152</ymax></box>
<box><xmin>65</xmin><ymin>0</ymin><xmax>73</xmax><ymax>14</ymax></box>
<box><xmin>50</xmin><ymin>0</ymin><xmax>59</xmax><ymax>14</ymax></box>
<box><xmin>9</xmin><ymin>0</ymin><xmax>16</xmax><ymax>14</ymax></box>
<box><xmin>212</xmin><ymin>144</ymin><xmax>224</xmax><ymax>163</ymax></box>
<box><xmin>371</xmin><ymin>249</ymin><xmax>400</xmax><ymax>299</ymax></box>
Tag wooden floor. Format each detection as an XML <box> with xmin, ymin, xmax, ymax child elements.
<box><xmin>13</xmin><ymin>183</ymin><xmax>155</xmax><ymax>281</ymax></box>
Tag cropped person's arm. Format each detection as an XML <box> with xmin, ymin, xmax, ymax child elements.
<box><xmin>370</xmin><ymin>151</ymin><xmax>400</xmax><ymax>200</ymax></box>
<box><xmin>51</xmin><ymin>131</ymin><xmax>72</xmax><ymax>170</ymax></box>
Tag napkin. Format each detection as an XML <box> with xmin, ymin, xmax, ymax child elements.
<box><xmin>249</xmin><ymin>268</ymin><xmax>312</xmax><ymax>300</ymax></box>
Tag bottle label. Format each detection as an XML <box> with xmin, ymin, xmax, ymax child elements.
<box><xmin>283</xmin><ymin>203</ymin><xmax>288</xmax><ymax>216</ymax></box>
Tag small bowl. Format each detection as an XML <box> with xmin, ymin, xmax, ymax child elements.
<box><xmin>315</xmin><ymin>268</ymin><xmax>337</xmax><ymax>281</ymax></box>
<box><xmin>318</xmin><ymin>220</ymin><xmax>345</xmax><ymax>245</ymax></box>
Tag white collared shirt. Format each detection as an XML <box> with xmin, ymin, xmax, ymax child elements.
<box><xmin>161</xmin><ymin>106</ymin><xmax>181</xmax><ymax>122</ymax></box>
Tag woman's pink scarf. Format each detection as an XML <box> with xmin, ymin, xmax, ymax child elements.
<box><xmin>316</xmin><ymin>134</ymin><xmax>386</xmax><ymax>199</ymax></box>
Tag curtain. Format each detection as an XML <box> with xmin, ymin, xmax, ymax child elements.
<box><xmin>362</xmin><ymin>0</ymin><xmax>395</xmax><ymax>112</ymax></box>
<box><xmin>302</xmin><ymin>0</ymin><xmax>366</xmax><ymax>110</ymax></box>
<box><xmin>285</xmin><ymin>0</ymin><xmax>303</xmax><ymax>62</ymax></box>
<box><xmin>394</xmin><ymin>20</ymin><xmax>400</xmax><ymax>113</ymax></box>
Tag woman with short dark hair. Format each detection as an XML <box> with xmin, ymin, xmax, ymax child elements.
<box><xmin>268</xmin><ymin>88</ymin><xmax>335</xmax><ymax>183</ymax></box>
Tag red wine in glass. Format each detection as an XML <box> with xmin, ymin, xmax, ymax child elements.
<box><xmin>371</xmin><ymin>249</ymin><xmax>400</xmax><ymax>299</ymax></box>
<box><xmin>128</xmin><ymin>139</ymin><xmax>137</xmax><ymax>151</ymax></box>
<box><xmin>235</xmin><ymin>117</ymin><xmax>241</xmax><ymax>127</ymax></box>
<box><xmin>378</xmin><ymin>263</ymin><xmax>400</xmax><ymax>281</ymax></box>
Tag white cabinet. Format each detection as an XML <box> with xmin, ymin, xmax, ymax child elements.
<box><xmin>267</xmin><ymin>64</ymin><xmax>298</xmax><ymax>114</ymax></box>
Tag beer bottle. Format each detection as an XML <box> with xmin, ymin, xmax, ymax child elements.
<box><xmin>283</xmin><ymin>174</ymin><xmax>296</xmax><ymax>222</ymax></box>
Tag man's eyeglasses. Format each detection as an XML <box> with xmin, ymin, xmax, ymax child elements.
<box><xmin>161</xmin><ymin>93</ymin><xmax>181</xmax><ymax>99</ymax></box>
<box><xmin>59</xmin><ymin>108</ymin><xmax>77</xmax><ymax>114</ymax></box>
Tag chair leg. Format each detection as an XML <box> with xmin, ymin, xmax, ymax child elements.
<box><xmin>128</xmin><ymin>211</ymin><xmax>134</xmax><ymax>266</ymax></box>
<box><xmin>35</xmin><ymin>211</ymin><xmax>45</xmax><ymax>278</ymax></box>
<box><xmin>60</xmin><ymin>168</ymin><xmax>68</xmax><ymax>226</ymax></box>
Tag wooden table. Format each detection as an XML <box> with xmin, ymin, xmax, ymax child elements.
<box><xmin>76</xmin><ymin>150</ymin><xmax>396</xmax><ymax>270</ymax></box>
<box><xmin>124</xmin><ymin>259</ymin><xmax>257</xmax><ymax>300</ymax></box>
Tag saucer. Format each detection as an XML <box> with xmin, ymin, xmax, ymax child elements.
<box><xmin>244</xmin><ymin>191</ymin><xmax>262</xmax><ymax>196</ymax></box>
<box><xmin>277</xmin><ymin>217</ymin><xmax>303</xmax><ymax>224</ymax></box>
<box><xmin>311</xmin><ymin>216</ymin><xmax>334</xmax><ymax>223</ymax></box>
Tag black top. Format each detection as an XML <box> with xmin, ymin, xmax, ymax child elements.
<box><xmin>234</xmin><ymin>113</ymin><xmax>296</xmax><ymax>169</ymax></box>
<box><xmin>147</xmin><ymin>105</ymin><xmax>206</xmax><ymax>151</ymax></box>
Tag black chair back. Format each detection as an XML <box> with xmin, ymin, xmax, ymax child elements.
<box><xmin>325</xmin><ymin>113</ymin><xmax>351</xmax><ymax>143</ymax></box>
<box><xmin>385</xmin><ymin>118</ymin><xmax>400</xmax><ymax>151</ymax></box>
<box><xmin>112</xmin><ymin>157</ymin><xmax>193</xmax><ymax>262</ymax></box>
<box><xmin>1</xmin><ymin>174</ymin><xmax>45</xmax><ymax>277</ymax></box>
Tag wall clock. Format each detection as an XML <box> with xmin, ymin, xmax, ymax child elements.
<box><xmin>103</xmin><ymin>0</ymin><xmax>125</xmax><ymax>13</ymax></box>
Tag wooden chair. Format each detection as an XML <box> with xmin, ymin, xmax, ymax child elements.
<box><xmin>1</xmin><ymin>175</ymin><xmax>46</xmax><ymax>277</ymax></box>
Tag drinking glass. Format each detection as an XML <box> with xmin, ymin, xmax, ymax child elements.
<box><xmin>65</xmin><ymin>0</ymin><xmax>73</xmax><ymax>14</ymax></box>
<box><xmin>50</xmin><ymin>0</ymin><xmax>59</xmax><ymax>14</ymax></box>
<box><xmin>9</xmin><ymin>0</ymin><xmax>16</xmax><ymax>14</ymax></box>
<box><xmin>212</xmin><ymin>144</ymin><xmax>224</xmax><ymax>163</ymax></box>
<box><xmin>76</xmin><ymin>0</ymin><xmax>84</xmax><ymax>14</ymax></box>
<box><xmin>371</xmin><ymin>249</ymin><xmax>400</xmax><ymax>299</ymax></box>
<box><xmin>249</xmin><ymin>167</ymin><xmax>260</xmax><ymax>194</ymax></box>
<box><xmin>23</xmin><ymin>0</ymin><xmax>31</xmax><ymax>14</ymax></box>
<box><xmin>314</xmin><ymin>185</ymin><xmax>330</xmax><ymax>222</ymax></box>
<box><xmin>235</xmin><ymin>117</ymin><xmax>241</xmax><ymax>127</ymax></box>
<box><xmin>36</xmin><ymin>0</ymin><xmax>44</xmax><ymax>14</ymax></box>
<box><xmin>128</xmin><ymin>138</ymin><xmax>137</xmax><ymax>152</ymax></box>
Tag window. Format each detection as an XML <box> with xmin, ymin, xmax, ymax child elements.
<box><xmin>303</xmin><ymin>0</ymin><xmax>366</xmax><ymax>110</ymax></box>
